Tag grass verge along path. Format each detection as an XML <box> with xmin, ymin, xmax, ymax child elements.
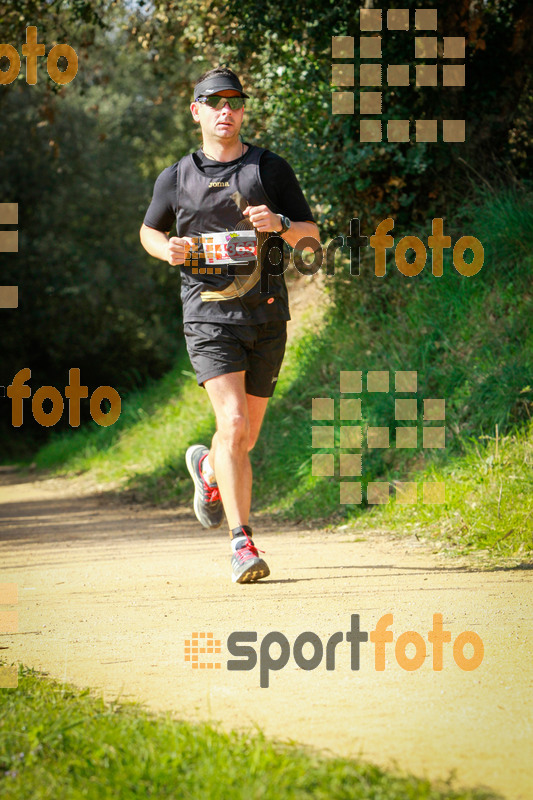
<box><xmin>0</xmin><ymin>665</ymin><xmax>500</xmax><ymax>800</ymax></box>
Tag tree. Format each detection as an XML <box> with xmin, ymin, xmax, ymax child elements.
<box><xmin>130</xmin><ymin>0</ymin><xmax>533</xmax><ymax>230</ymax></box>
<box><xmin>0</xmin><ymin>2</ymin><xmax>196</xmax><ymax>452</ymax></box>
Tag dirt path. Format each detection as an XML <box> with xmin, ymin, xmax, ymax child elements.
<box><xmin>1</xmin><ymin>468</ymin><xmax>531</xmax><ymax>799</ymax></box>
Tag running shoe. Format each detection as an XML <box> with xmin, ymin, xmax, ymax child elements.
<box><xmin>231</xmin><ymin>527</ymin><xmax>270</xmax><ymax>583</ymax></box>
<box><xmin>185</xmin><ymin>444</ymin><xmax>224</xmax><ymax>528</ymax></box>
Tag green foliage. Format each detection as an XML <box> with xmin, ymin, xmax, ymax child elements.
<box><xmin>0</xmin><ymin>6</ymin><xmax>197</xmax><ymax>454</ymax></box>
<box><xmin>0</xmin><ymin>663</ymin><xmax>500</xmax><ymax>799</ymax></box>
<box><xmin>0</xmin><ymin>0</ymin><xmax>108</xmax><ymax>45</ymax></box>
<box><xmin>2</xmin><ymin>1</ymin><xmax>532</xmax><ymax>563</ymax></box>
<box><xmin>355</xmin><ymin>421</ymin><xmax>533</xmax><ymax>559</ymax></box>
<box><xmin>459</xmin><ymin>186</ymin><xmax>533</xmax><ymax>276</ymax></box>
<box><xmin>135</xmin><ymin>0</ymin><xmax>533</xmax><ymax>231</ymax></box>
<box><xmin>32</xmin><ymin>343</ymin><xmax>214</xmax><ymax>507</ymax></box>
<box><xmin>250</xmin><ymin>187</ymin><xmax>533</xmax><ymax>534</ymax></box>
<box><xmin>28</xmin><ymin>186</ymin><xmax>532</xmax><ymax>561</ymax></box>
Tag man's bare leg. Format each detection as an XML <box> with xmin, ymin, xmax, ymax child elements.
<box><xmin>204</xmin><ymin>372</ymin><xmax>269</xmax><ymax>531</ymax></box>
<box><xmin>202</xmin><ymin>372</ymin><xmax>271</xmax><ymax>582</ymax></box>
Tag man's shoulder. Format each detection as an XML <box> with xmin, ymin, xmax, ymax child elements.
<box><xmin>160</xmin><ymin>160</ymin><xmax>182</xmax><ymax>177</ymax></box>
<box><xmin>253</xmin><ymin>146</ymin><xmax>294</xmax><ymax>177</ymax></box>
<box><xmin>257</xmin><ymin>150</ymin><xmax>300</xmax><ymax>195</ymax></box>
<box><xmin>254</xmin><ymin>146</ymin><xmax>287</xmax><ymax>164</ymax></box>
<box><xmin>156</xmin><ymin>154</ymin><xmax>196</xmax><ymax>180</ymax></box>
<box><xmin>152</xmin><ymin>161</ymin><xmax>179</xmax><ymax>187</ymax></box>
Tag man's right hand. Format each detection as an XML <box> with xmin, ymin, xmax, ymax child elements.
<box><xmin>140</xmin><ymin>224</ymin><xmax>198</xmax><ymax>265</ymax></box>
<box><xmin>166</xmin><ymin>236</ymin><xmax>196</xmax><ymax>266</ymax></box>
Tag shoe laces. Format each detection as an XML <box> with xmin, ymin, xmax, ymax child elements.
<box><xmin>199</xmin><ymin>454</ymin><xmax>221</xmax><ymax>503</ymax></box>
<box><xmin>235</xmin><ymin>529</ymin><xmax>265</xmax><ymax>563</ymax></box>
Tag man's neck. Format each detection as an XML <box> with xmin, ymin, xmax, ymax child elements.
<box><xmin>201</xmin><ymin>138</ymin><xmax>245</xmax><ymax>163</ymax></box>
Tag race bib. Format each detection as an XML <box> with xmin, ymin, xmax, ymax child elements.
<box><xmin>200</xmin><ymin>230</ymin><xmax>257</xmax><ymax>266</ymax></box>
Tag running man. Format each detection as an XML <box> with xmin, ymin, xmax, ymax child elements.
<box><xmin>140</xmin><ymin>67</ymin><xmax>319</xmax><ymax>583</ymax></box>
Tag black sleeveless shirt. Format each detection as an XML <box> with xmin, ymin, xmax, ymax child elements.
<box><xmin>175</xmin><ymin>144</ymin><xmax>290</xmax><ymax>325</ymax></box>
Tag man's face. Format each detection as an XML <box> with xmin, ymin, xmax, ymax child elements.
<box><xmin>190</xmin><ymin>89</ymin><xmax>245</xmax><ymax>142</ymax></box>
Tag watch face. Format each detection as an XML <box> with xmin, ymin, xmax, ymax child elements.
<box><xmin>282</xmin><ymin>216</ymin><xmax>291</xmax><ymax>231</ymax></box>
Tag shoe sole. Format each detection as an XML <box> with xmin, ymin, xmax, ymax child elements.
<box><xmin>185</xmin><ymin>445</ymin><xmax>223</xmax><ymax>529</ymax></box>
<box><xmin>232</xmin><ymin>559</ymin><xmax>270</xmax><ymax>584</ymax></box>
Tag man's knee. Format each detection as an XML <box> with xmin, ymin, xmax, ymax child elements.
<box><xmin>218</xmin><ymin>412</ymin><xmax>249</xmax><ymax>448</ymax></box>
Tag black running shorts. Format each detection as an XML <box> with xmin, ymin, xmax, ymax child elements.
<box><xmin>183</xmin><ymin>320</ymin><xmax>287</xmax><ymax>398</ymax></box>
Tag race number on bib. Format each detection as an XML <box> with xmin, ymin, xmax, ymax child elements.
<box><xmin>200</xmin><ymin>230</ymin><xmax>257</xmax><ymax>266</ymax></box>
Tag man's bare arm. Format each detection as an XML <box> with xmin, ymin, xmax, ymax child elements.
<box><xmin>282</xmin><ymin>220</ymin><xmax>320</xmax><ymax>251</ymax></box>
<box><xmin>242</xmin><ymin>206</ymin><xmax>320</xmax><ymax>251</ymax></box>
<box><xmin>140</xmin><ymin>223</ymin><xmax>194</xmax><ymax>266</ymax></box>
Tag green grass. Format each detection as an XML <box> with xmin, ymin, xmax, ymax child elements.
<box><xmin>32</xmin><ymin>343</ymin><xmax>216</xmax><ymax>506</ymax></box>
<box><xmin>0</xmin><ymin>664</ymin><xmax>501</xmax><ymax>800</ymax></box>
<box><xmin>349</xmin><ymin>421</ymin><xmax>533</xmax><ymax>560</ymax></box>
<box><xmin>18</xmin><ymin>187</ymin><xmax>533</xmax><ymax>561</ymax></box>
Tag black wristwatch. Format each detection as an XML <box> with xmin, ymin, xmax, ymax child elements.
<box><xmin>277</xmin><ymin>214</ymin><xmax>291</xmax><ymax>234</ymax></box>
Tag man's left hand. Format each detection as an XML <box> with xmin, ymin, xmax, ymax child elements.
<box><xmin>243</xmin><ymin>205</ymin><xmax>282</xmax><ymax>233</ymax></box>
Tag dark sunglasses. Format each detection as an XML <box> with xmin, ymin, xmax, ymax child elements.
<box><xmin>196</xmin><ymin>95</ymin><xmax>245</xmax><ymax>110</ymax></box>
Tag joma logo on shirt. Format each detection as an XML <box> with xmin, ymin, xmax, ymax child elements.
<box><xmin>209</xmin><ymin>181</ymin><xmax>230</xmax><ymax>188</ymax></box>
